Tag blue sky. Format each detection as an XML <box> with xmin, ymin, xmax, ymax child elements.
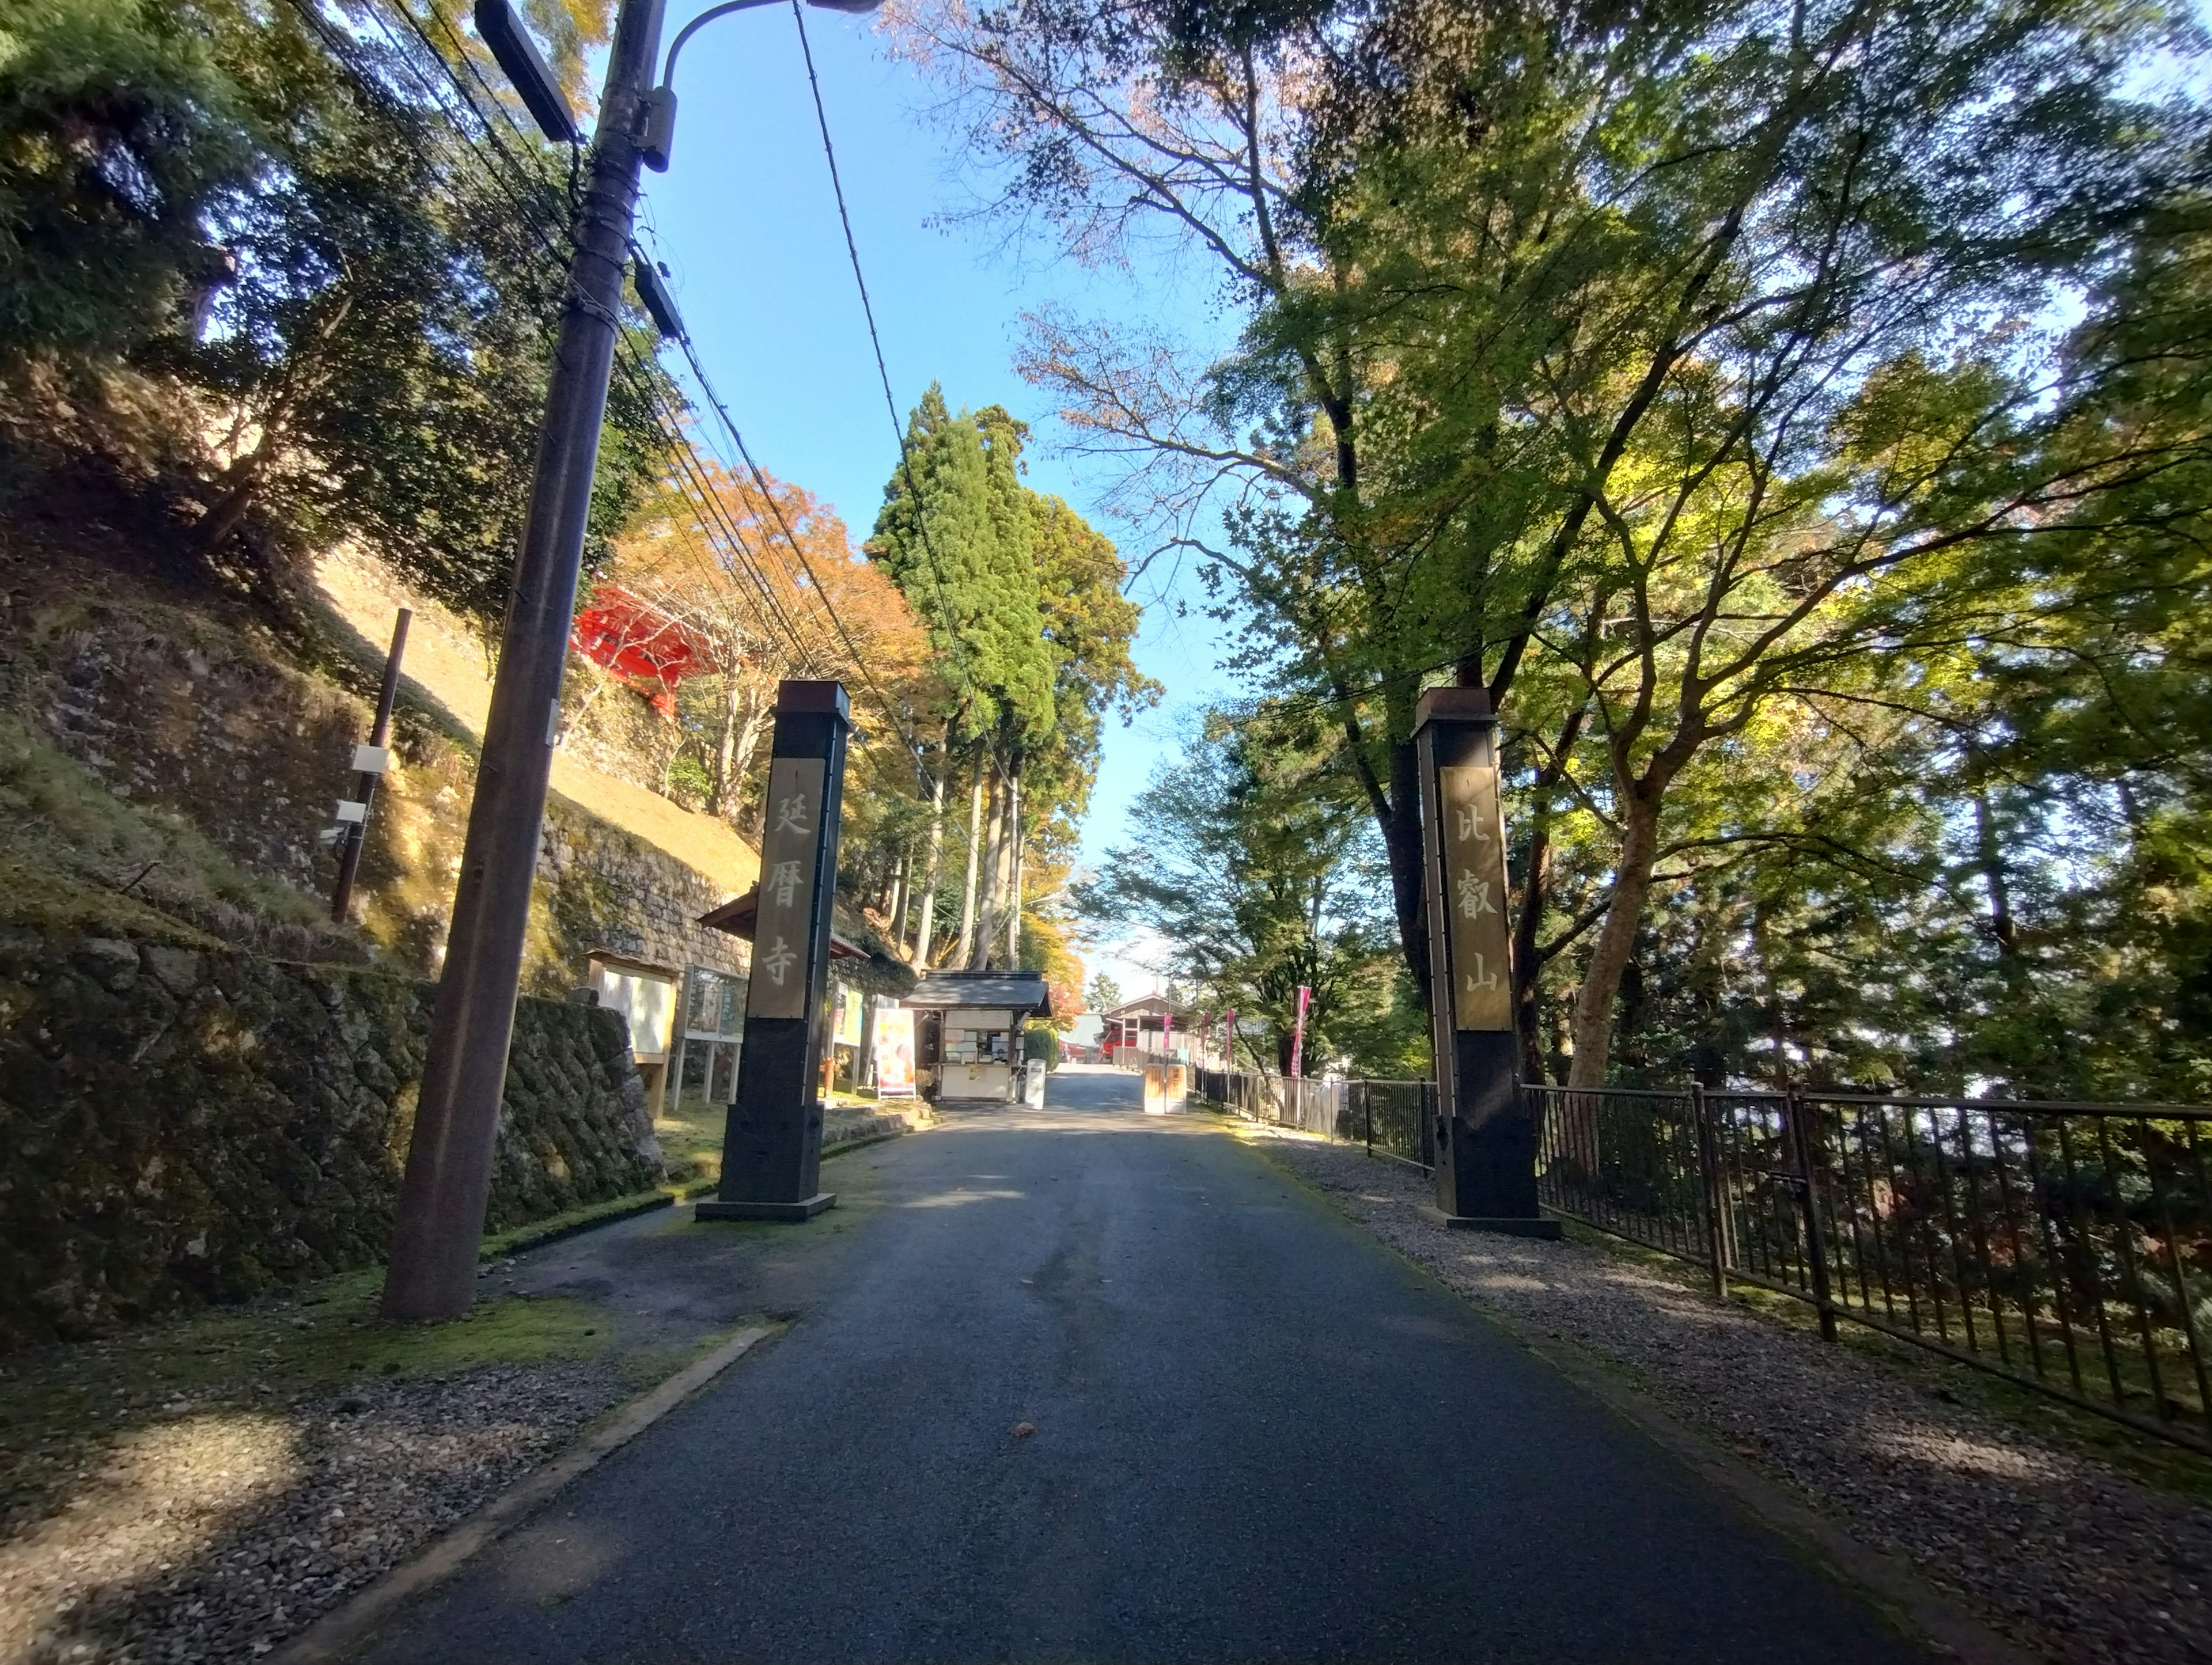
<box><xmin>633</xmin><ymin>7</ymin><xmax>1225</xmax><ymax>998</ymax></box>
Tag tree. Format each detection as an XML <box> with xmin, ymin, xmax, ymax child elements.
<box><xmin>0</xmin><ymin>0</ymin><xmax>669</xmax><ymax>622</ymax></box>
<box><xmin>902</xmin><ymin>0</ymin><xmax>2205</xmax><ymax>1090</ymax></box>
<box><xmin>869</xmin><ymin>387</ymin><xmax>1154</xmax><ymax>972</ymax></box>
<box><xmin>608</xmin><ymin>458</ymin><xmax>931</xmax><ymax>832</ymax></box>
<box><xmin>0</xmin><ymin>0</ymin><xmax>255</xmax><ymax>362</ymax></box>
<box><xmin>1077</xmin><ymin>712</ymin><xmax>1422</xmax><ymax>1077</ymax></box>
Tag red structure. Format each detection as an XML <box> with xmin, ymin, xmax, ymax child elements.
<box><xmin>570</xmin><ymin>586</ymin><xmax>721</xmax><ymax>716</ymax></box>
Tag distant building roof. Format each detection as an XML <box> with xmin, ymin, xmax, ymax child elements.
<box><xmin>904</xmin><ymin>969</ymin><xmax>1052</xmax><ymax>1018</ymax></box>
<box><xmin>1101</xmin><ymin>993</ymin><xmax>1177</xmax><ymax>1019</ymax></box>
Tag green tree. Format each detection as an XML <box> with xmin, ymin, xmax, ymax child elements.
<box><xmin>1077</xmin><ymin>712</ymin><xmax>1423</xmax><ymax>1077</ymax></box>
<box><xmin>904</xmin><ymin>0</ymin><xmax>2205</xmax><ymax>1090</ymax></box>
<box><xmin>0</xmin><ymin>0</ymin><xmax>254</xmax><ymax>362</ymax></box>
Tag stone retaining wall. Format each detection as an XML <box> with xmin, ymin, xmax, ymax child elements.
<box><xmin>0</xmin><ymin>930</ymin><xmax>662</xmax><ymax>1350</ymax></box>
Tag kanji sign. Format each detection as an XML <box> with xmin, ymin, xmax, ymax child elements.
<box><xmin>746</xmin><ymin>756</ymin><xmax>825</xmax><ymax>1022</ymax></box>
<box><xmin>1438</xmin><ymin>762</ymin><xmax>1513</xmax><ymax>1031</ymax></box>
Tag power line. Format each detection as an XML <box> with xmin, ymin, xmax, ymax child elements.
<box><xmin>304</xmin><ymin>0</ymin><xmax>934</xmax><ymax>813</ymax></box>
<box><xmin>787</xmin><ymin>0</ymin><xmax>1011</xmax><ymax>787</ymax></box>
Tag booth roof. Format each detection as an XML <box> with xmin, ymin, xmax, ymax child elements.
<box><xmin>904</xmin><ymin>970</ymin><xmax>1052</xmax><ymax>1018</ymax></box>
<box><xmin>696</xmin><ymin>889</ymin><xmax>918</xmax><ymax>998</ymax></box>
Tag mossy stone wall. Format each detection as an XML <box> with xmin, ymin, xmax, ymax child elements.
<box><xmin>0</xmin><ymin>930</ymin><xmax>662</xmax><ymax>1349</ymax></box>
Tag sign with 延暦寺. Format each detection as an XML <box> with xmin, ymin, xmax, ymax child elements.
<box><xmin>746</xmin><ymin>756</ymin><xmax>825</xmax><ymax>1022</ymax></box>
<box><xmin>1438</xmin><ymin>762</ymin><xmax>1513</xmax><ymax>1031</ymax></box>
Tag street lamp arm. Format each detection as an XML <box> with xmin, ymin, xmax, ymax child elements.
<box><xmin>660</xmin><ymin>0</ymin><xmax>782</xmax><ymax>92</ymax></box>
<box><xmin>645</xmin><ymin>0</ymin><xmax>879</xmax><ymax>172</ymax></box>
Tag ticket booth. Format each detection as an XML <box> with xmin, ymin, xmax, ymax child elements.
<box><xmin>903</xmin><ymin>971</ymin><xmax>1052</xmax><ymax>1106</ymax></box>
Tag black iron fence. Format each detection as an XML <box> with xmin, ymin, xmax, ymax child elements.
<box><xmin>1194</xmin><ymin>1069</ymin><xmax>1435</xmax><ymax>1170</ymax></box>
<box><xmin>1534</xmin><ymin>1083</ymin><xmax>2212</xmax><ymax>1454</ymax></box>
<box><xmin>1190</xmin><ymin>1063</ymin><xmax>2212</xmax><ymax>1452</ymax></box>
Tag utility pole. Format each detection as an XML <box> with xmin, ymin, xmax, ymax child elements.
<box><xmin>382</xmin><ymin>0</ymin><xmax>668</xmax><ymax>1321</ymax></box>
<box><xmin>331</xmin><ymin>608</ymin><xmax>411</xmax><ymax>923</ymax></box>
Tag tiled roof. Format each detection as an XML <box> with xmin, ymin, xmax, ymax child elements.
<box><xmin>904</xmin><ymin>970</ymin><xmax>1052</xmax><ymax>1017</ymax></box>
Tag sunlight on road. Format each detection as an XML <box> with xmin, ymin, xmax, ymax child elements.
<box><xmin>902</xmin><ymin>1189</ymin><xmax>1027</xmax><ymax>1209</ymax></box>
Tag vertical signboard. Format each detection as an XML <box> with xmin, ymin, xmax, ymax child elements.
<box><xmin>746</xmin><ymin>757</ymin><xmax>825</xmax><ymax>1022</ymax></box>
<box><xmin>1437</xmin><ymin>764</ymin><xmax>1514</xmax><ymax>1031</ymax></box>
<box><xmin>874</xmin><ymin>1008</ymin><xmax>916</xmax><ymax>1097</ymax></box>
<box><xmin>700</xmin><ymin>681</ymin><xmax>849</xmax><ymax>1223</ymax></box>
<box><xmin>1415</xmin><ymin>686</ymin><xmax>1555</xmax><ymax>1234</ymax></box>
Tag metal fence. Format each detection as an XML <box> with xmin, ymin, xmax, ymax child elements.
<box><xmin>1533</xmin><ymin>1083</ymin><xmax>2212</xmax><ymax>1454</ymax></box>
<box><xmin>1194</xmin><ymin>1069</ymin><xmax>1436</xmax><ymax>1170</ymax></box>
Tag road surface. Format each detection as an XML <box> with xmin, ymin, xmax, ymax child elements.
<box><xmin>362</xmin><ymin>1064</ymin><xmax>1923</xmax><ymax>1663</ymax></box>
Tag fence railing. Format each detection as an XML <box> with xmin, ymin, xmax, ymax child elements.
<box><xmin>1195</xmin><ymin>1069</ymin><xmax>1436</xmax><ymax>1170</ymax></box>
<box><xmin>1534</xmin><ymin>1083</ymin><xmax>2212</xmax><ymax>1454</ymax></box>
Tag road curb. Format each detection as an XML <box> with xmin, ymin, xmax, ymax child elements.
<box><xmin>270</xmin><ymin>1323</ymin><xmax>777</xmax><ymax>1665</ymax></box>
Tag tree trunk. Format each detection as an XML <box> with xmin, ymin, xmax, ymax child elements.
<box><xmin>952</xmin><ymin>753</ymin><xmax>986</xmax><ymax>966</ymax></box>
<box><xmin>1972</xmin><ymin>789</ymin><xmax>2021</xmax><ymax>971</ymax></box>
<box><xmin>912</xmin><ymin>763</ymin><xmax>946</xmax><ymax>968</ymax></box>
<box><xmin>1384</xmin><ymin>737</ymin><xmax>1428</xmax><ymax>1006</ymax></box>
<box><xmin>1565</xmin><ymin>794</ymin><xmax>1664</xmax><ymax>1090</ymax></box>
<box><xmin>709</xmin><ymin>676</ymin><xmax>744</xmax><ymax>816</ymax></box>
<box><xmin>1004</xmin><ymin>761</ymin><xmax>1023</xmax><ymax>968</ymax></box>
<box><xmin>887</xmin><ymin>849</ymin><xmax>910</xmax><ymax>958</ymax></box>
<box><xmin>724</xmin><ymin>685</ymin><xmax>769</xmax><ymax>827</ymax></box>
<box><xmin>971</xmin><ymin>768</ymin><xmax>1009</xmax><ymax>970</ymax></box>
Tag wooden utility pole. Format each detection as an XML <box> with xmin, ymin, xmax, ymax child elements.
<box><xmin>381</xmin><ymin>0</ymin><xmax>667</xmax><ymax>1321</ymax></box>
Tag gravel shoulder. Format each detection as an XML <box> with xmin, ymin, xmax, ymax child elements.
<box><xmin>0</xmin><ymin>1249</ymin><xmax>692</xmax><ymax>1665</ymax></box>
<box><xmin>1</xmin><ymin>1128</ymin><xmax>922</xmax><ymax>1665</ymax></box>
<box><xmin>1244</xmin><ymin>1124</ymin><xmax>2212</xmax><ymax>1665</ymax></box>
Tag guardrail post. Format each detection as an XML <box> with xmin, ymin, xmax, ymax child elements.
<box><xmin>1784</xmin><ymin>1087</ymin><xmax>1840</xmax><ymax>1341</ymax></box>
<box><xmin>1691</xmin><ymin>1083</ymin><xmax>1729</xmax><ymax>1302</ymax></box>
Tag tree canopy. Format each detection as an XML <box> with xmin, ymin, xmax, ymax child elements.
<box><xmin>902</xmin><ymin>0</ymin><xmax>2212</xmax><ymax>1096</ymax></box>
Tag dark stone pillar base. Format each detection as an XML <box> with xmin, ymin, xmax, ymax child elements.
<box><xmin>696</xmin><ymin>1193</ymin><xmax>836</xmax><ymax>1222</ymax></box>
<box><xmin>703</xmin><ymin>1093</ymin><xmax>825</xmax><ymax>1221</ymax></box>
<box><xmin>1416</xmin><ymin>1204</ymin><xmax>1562</xmax><ymax>1239</ymax></box>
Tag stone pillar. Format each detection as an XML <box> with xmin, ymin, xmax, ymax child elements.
<box><xmin>698</xmin><ymin>681</ymin><xmax>849</xmax><ymax>1223</ymax></box>
<box><xmin>1414</xmin><ymin>687</ymin><xmax>1559</xmax><ymax>1237</ymax></box>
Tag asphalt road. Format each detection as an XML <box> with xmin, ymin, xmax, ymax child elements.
<box><xmin>363</xmin><ymin>1067</ymin><xmax>1923</xmax><ymax>1663</ymax></box>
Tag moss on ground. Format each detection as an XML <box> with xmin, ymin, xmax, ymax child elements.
<box><xmin>653</xmin><ymin>1089</ymin><xmax>728</xmax><ymax>1192</ymax></box>
<box><xmin>0</xmin><ymin>710</ymin><xmax>355</xmax><ymax>958</ymax></box>
<box><xmin>0</xmin><ymin>1262</ymin><xmax>628</xmax><ymax>1531</ymax></box>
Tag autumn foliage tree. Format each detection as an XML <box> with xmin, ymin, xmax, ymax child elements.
<box><xmin>601</xmin><ymin>457</ymin><xmax>932</xmax><ymax>836</ymax></box>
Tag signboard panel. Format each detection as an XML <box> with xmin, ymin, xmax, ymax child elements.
<box><xmin>1437</xmin><ymin>762</ymin><xmax>1514</xmax><ymax>1031</ymax></box>
<box><xmin>834</xmin><ymin>985</ymin><xmax>863</xmax><ymax>1048</ymax></box>
<box><xmin>745</xmin><ymin>756</ymin><xmax>825</xmax><ymax>1021</ymax></box>
<box><xmin>874</xmin><ymin>1008</ymin><xmax>916</xmax><ymax>1097</ymax></box>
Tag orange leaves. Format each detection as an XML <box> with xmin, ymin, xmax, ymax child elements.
<box><xmin>609</xmin><ymin>460</ymin><xmax>929</xmax><ymax>695</ymax></box>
